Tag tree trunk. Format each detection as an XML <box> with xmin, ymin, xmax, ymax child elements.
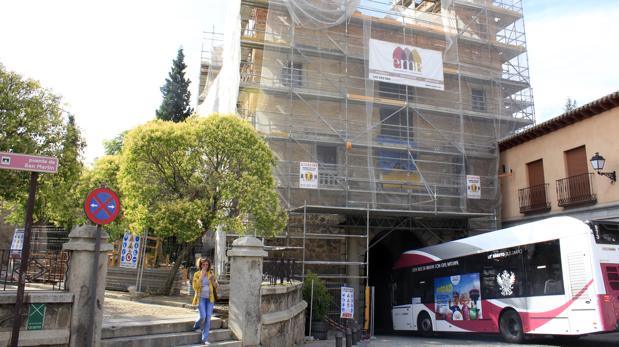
<box><xmin>164</xmin><ymin>245</ymin><xmax>190</xmax><ymax>296</ymax></box>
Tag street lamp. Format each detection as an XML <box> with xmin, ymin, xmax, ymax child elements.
<box><xmin>590</xmin><ymin>152</ymin><xmax>616</xmax><ymax>183</ymax></box>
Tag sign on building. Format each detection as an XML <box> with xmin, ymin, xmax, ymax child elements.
<box><xmin>369</xmin><ymin>39</ymin><xmax>444</xmax><ymax>91</ymax></box>
<box><xmin>120</xmin><ymin>232</ymin><xmax>141</xmax><ymax>269</ymax></box>
<box><xmin>10</xmin><ymin>229</ymin><xmax>24</xmax><ymax>257</ymax></box>
<box><xmin>467</xmin><ymin>175</ymin><xmax>481</xmax><ymax>199</ymax></box>
<box><xmin>299</xmin><ymin>162</ymin><xmax>319</xmax><ymax>189</ymax></box>
<box><xmin>340</xmin><ymin>286</ymin><xmax>354</xmax><ymax>319</ymax></box>
<box><xmin>27</xmin><ymin>303</ymin><xmax>46</xmax><ymax>330</ymax></box>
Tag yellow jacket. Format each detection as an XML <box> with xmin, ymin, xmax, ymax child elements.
<box><xmin>192</xmin><ymin>270</ymin><xmax>216</xmax><ymax>305</ymax></box>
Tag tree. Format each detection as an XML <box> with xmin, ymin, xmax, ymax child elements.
<box><xmin>119</xmin><ymin>114</ymin><xmax>286</xmax><ymax>293</ymax></box>
<box><xmin>103</xmin><ymin>131</ymin><xmax>127</xmax><ymax>155</ymax></box>
<box><xmin>564</xmin><ymin>97</ymin><xmax>577</xmax><ymax>112</ymax></box>
<box><xmin>0</xmin><ymin>64</ymin><xmax>85</xmax><ymax>229</ymax></box>
<box><xmin>155</xmin><ymin>49</ymin><xmax>193</xmax><ymax>122</ymax></box>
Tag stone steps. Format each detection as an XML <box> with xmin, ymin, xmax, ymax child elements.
<box><xmin>102</xmin><ymin>317</ymin><xmax>221</xmax><ymax>339</ymax></box>
<box><xmin>177</xmin><ymin>341</ymin><xmax>241</xmax><ymax>347</ymax></box>
<box><xmin>101</xmin><ymin>317</ymin><xmax>238</xmax><ymax>347</ymax></box>
<box><xmin>101</xmin><ymin>329</ymin><xmax>233</xmax><ymax>347</ymax></box>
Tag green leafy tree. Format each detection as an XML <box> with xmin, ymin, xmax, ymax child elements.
<box><xmin>155</xmin><ymin>49</ymin><xmax>193</xmax><ymax>122</ymax></box>
<box><xmin>103</xmin><ymin>131</ymin><xmax>127</xmax><ymax>155</ymax></box>
<box><xmin>119</xmin><ymin>114</ymin><xmax>286</xmax><ymax>293</ymax></box>
<box><xmin>0</xmin><ymin>64</ymin><xmax>85</xmax><ymax>229</ymax></box>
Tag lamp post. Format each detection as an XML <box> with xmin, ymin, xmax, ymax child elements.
<box><xmin>590</xmin><ymin>152</ymin><xmax>616</xmax><ymax>183</ymax></box>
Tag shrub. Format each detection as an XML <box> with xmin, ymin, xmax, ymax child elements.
<box><xmin>302</xmin><ymin>272</ymin><xmax>332</xmax><ymax>321</ymax></box>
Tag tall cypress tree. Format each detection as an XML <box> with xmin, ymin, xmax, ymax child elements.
<box><xmin>156</xmin><ymin>48</ymin><xmax>193</xmax><ymax>122</ymax></box>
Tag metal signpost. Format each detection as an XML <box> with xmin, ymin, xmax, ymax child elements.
<box><xmin>83</xmin><ymin>187</ymin><xmax>120</xmax><ymax>347</ymax></box>
<box><xmin>1</xmin><ymin>152</ymin><xmax>58</xmax><ymax>347</ymax></box>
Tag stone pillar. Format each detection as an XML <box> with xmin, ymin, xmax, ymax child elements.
<box><xmin>227</xmin><ymin>237</ymin><xmax>267</xmax><ymax>347</ymax></box>
<box><xmin>63</xmin><ymin>225</ymin><xmax>113</xmax><ymax>347</ymax></box>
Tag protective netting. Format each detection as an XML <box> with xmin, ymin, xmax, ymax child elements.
<box><xmin>199</xmin><ymin>0</ymin><xmax>535</xmax><ymax>222</ymax></box>
<box><xmin>283</xmin><ymin>0</ymin><xmax>361</xmax><ymax>29</ymax></box>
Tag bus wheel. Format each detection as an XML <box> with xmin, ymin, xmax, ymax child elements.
<box><xmin>499</xmin><ymin>309</ymin><xmax>524</xmax><ymax>344</ymax></box>
<box><xmin>418</xmin><ymin>312</ymin><xmax>433</xmax><ymax>337</ymax></box>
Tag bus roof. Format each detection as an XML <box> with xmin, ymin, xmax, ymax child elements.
<box><xmin>393</xmin><ymin>216</ymin><xmax>591</xmax><ymax>270</ymax></box>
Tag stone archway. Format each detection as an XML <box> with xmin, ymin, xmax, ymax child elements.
<box><xmin>367</xmin><ymin>224</ymin><xmax>423</xmax><ymax>333</ymax></box>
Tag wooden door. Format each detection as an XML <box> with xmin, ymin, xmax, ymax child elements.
<box><xmin>527</xmin><ymin>159</ymin><xmax>546</xmax><ymax>208</ymax></box>
<box><xmin>565</xmin><ymin>146</ymin><xmax>590</xmax><ymax>201</ymax></box>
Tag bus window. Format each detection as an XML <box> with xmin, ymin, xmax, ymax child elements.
<box><xmin>593</xmin><ymin>223</ymin><xmax>619</xmax><ymax>245</ymax></box>
<box><xmin>524</xmin><ymin>240</ymin><xmax>564</xmax><ymax>296</ymax></box>
<box><xmin>481</xmin><ymin>246</ymin><xmax>525</xmax><ymax>299</ymax></box>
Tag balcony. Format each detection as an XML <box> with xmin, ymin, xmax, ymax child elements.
<box><xmin>556</xmin><ymin>173</ymin><xmax>597</xmax><ymax>208</ymax></box>
<box><xmin>518</xmin><ymin>183</ymin><xmax>550</xmax><ymax>214</ymax></box>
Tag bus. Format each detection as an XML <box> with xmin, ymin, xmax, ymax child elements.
<box><xmin>390</xmin><ymin>216</ymin><xmax>619</xmax><ymax>343</ymax></box>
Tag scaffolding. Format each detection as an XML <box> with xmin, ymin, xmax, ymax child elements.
<box><xmin>199</xmin><ymin>0</ymin><xmax>534</xmax><ymax>323</ymax></box>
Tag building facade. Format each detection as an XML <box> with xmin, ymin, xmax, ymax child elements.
<box><xmin>500</xmin><ymin>91</ymin><xmax>619</xmax><ymax>228</ymax></box>
<box><xmin>200</xmin><ymin>0</ymin><xmax>534</xmax><ymax>328</ymax></box>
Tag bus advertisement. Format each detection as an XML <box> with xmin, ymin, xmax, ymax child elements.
<box><xmin>391</xmin><ymin>217</ymin><xmax>619</xmax><ymax>343</ymax></box>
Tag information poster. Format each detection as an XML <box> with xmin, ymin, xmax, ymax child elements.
<box><xmin>299</xmin><ymin>162</ymin><xmax>319</xmax><ymax>189</ymax></box>
<box><xmin>434</xmin><ymin>273</ymin><xmax>482</xmax><ymax>321</ymax></box>
<box><xmin>120</xmin><ymin>232</ymin><xmax>141</xmax><ymax>269</ymax></box>
<box><xmin>467</xmin><ymin>175</ymin><xmax>481</xmax><ymax>199</ymax></box>
<box><xmin>10</xmin><ymin>229</ymin><xmax>24</xmax><ymax>257</ymax></box>
<box><xmin>340</xmin><ymin>286</ymin><xmax>354</xmax><ymax>319</ymax></box>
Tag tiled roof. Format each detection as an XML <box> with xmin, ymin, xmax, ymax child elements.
<box><xmin>499</xmin><ymin>91</ymin><xmax>619</xmax><ymax>151</ymax></box>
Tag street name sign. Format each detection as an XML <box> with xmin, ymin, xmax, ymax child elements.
<box><xmin>84</xmin><ymin>187</ymin><xmax>120</xmax><ymax>225</ymax></box>
<box><xmin>0</xmin><ymin>152</ymin><xmax>58</xmax><ymax>173</ymax></box>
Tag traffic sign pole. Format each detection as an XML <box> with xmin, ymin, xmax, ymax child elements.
<box><xmin>82</xmin><ymin>186</ymin><xmax>120</xmax><ymax>347</ymax></box>
<box><xmin>85</xmin><ymin>224</ymin><xmax>102</xmax><ymax>347</ymax></box>
<box><xmin>10</xmin><ymin>172</ymin><xmax>39</xmax><ymax>347</ymax></box>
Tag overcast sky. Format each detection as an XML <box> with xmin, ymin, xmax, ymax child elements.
<box><xmin>1</xmin><ymin>0</ymin><xmax>618</xmax><ymax>163</ymax></box>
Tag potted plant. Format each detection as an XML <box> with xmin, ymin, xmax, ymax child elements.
<box><xmin>302</xmin><ymin>272</ymin><xmax>331</xmax><ymax>340</ymax></box>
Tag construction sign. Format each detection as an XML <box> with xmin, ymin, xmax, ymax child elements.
<box><xmin>340</xmin><ymin>286</ymin><xmax>354</xmax><ymax>319</ymax></box>
<box><xmin>120</xmin><ymin>232</ymin><xmax>141</xmax><ymax>269</ymax></box>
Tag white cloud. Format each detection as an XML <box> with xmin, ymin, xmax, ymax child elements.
<box><xmin>525</xmin><ymin>2</ymin><xmax>619</xmax><ymax>122</ymax></box>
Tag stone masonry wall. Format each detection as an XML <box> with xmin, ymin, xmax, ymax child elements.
<box><xmin>260</xmin><ymin>281</ymin><xmax>306</xmax><ymax>347</ymax></box>
<box><xmin>0</xmin><ymin>291</ymin><xmax>73</xmax><ymax>346</ymax></box>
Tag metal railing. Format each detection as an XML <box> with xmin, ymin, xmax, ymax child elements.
<box><xmin>263</xmin><ymin>258</ymin><xmax>300</xmax><ymax>285</ymax></box>
<box><xmin>556</xmin><ymin>173</ymin><xmax>597</xmax><ymax>207</ymax></box>
<box><xmin>518</xmin><ymin>183</ymin><xmax>550</xmax><ymax>214</ymax></box>
<box><xmin>0</xmin><ymin>249</ymin><xmax>69</xmax><ymax>291</ymax></box>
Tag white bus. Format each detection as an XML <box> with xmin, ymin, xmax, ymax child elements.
<box><xmin>391</xmin><ymin>216</ymin><xmax>619</xmax><ymax>343</ymax></box>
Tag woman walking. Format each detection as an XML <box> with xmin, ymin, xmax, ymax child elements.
<box><xmin>192</xmin><ymin>258</ymin><xmax>218</xmax><ymax>345</ymax></box>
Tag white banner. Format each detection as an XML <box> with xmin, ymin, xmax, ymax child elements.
<box><xmin>299</xmin><ymin>162</ymin><xmax>318</xmax><ymax>189</ymax></box>
<box><xmin>369</xmin><ymin>39</ymin><xmax>444</xmax><ymax>91</ymax></box>
<box><xmin>340</xmin><ymin>286</ymin><xmax>354</xmax><ymax>319</ymax></box>
<box><xmin>120</xmin><ymin>232</ymin><xmax>141</xmax><ymax>269</ymax></box>
<box><xmin>467</xmin><ymin>175</ymin><xmax>481</xmax><ymax>199</ymax></box>
<box><xmin>10</xmin><ymin>229</ymin><xmax>24</xmax><ymax>257</ymax></box>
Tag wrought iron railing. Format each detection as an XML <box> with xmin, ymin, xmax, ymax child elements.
<box><xmin>556</xmin><ymin>173</ymin><xmax>597</xmax><ymax>207</ymax></box>
<box><xmin>0</xmin><ymin>249</ymin><xmax>70</xmax><ymax>291</ymax></box>
<box><xmin>263</xmin><ymin>258</ymin><xmax>299</xmax><ymax>285</ymax></box>
<box><xmin>518</xmin><ymin>183</ymin><xmax>550</xmax><ymax>214</ymax></box>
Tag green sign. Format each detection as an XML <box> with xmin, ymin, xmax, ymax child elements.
<box><xmin>27</xmin><ymin>303</ymin><xmax>45</xmax><ymax>330</ymax></box>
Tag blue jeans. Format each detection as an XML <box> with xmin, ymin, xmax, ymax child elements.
<box><xmin>193</xmin><ymin>297</ymin><xmax>214</xmax><ymax>342</ymax></box>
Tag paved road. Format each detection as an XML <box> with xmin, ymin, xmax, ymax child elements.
<box><xmin>303</xmin><ymin>332</ymin><xmax>619</xmax><ymax>346</ymax></box>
